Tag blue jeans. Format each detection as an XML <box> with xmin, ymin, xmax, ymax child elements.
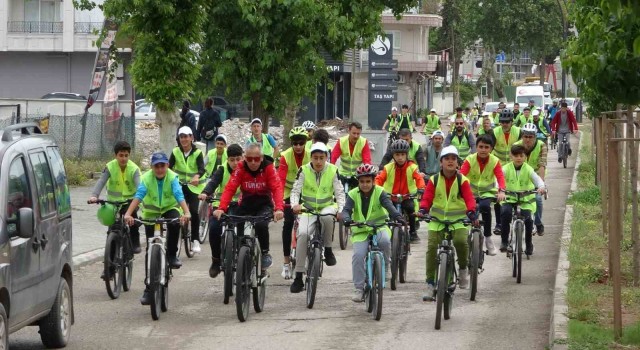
<box><xmin>204</xmin><ymin>139</ymin><xmax>216</xmax><ymax>153</ymax></box>
<box><xmin>534</xmin><ymin>193</ymin><xmax>543</xmax><ymax>226</ymax></box>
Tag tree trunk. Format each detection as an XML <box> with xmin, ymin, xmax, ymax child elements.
<box><xmin>628</xmin><ymin>108</ymin><xmax>639</xmax><ymax>286</ymax></box>
<box><xmin>281</xmin><ymin>104</ymin><xmax>298</xmax><ymax>150</ymax></box>
<box><xmin>156</xmin><ymin>109</ymin><xmax>180</xmax><ymax>154</ymax></box>
<box><xmin>484</xmin><ymin>47</ymin><xmax>504</xmax><ymax>100</ymax></box>
<box><xmin>252</xmin><ymin>93</ymin><xmax>269</xmax><ymax>133</ymax></box>
<box><xmin>452</xmin><ymin>55</ymin><xmax>460</xmax><ymax>108</ymax></box>
<box><xmin>539</xmin><ymin>61</ymin><xmax>546</xmax><ymax>84</ymax></box>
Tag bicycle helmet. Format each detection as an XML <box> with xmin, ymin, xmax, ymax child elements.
<box><xmin>390</xmin><ymin>139</ymin><xmax>410</xmax><ymax>154</ymax></box>
<box><xmin>355</xmin><ymin>164</ymin><xmax>378</xmax><ymax>178</ymax></box>
<box><xmin>97</xmin><ymin>203</ymin><xmax>117</xmax><ymax>226</ymax></box>
<box><xmin>521</xmin><ymin>123</ymin><xmax>537</xmax><ymax>135</ymax></box>
<box><xmin>289</xmin><ymin>126</ymin><xmax>309</xmax><ymax>139</ymax></box>
<box><xmin>302</xmin><ymin>121</ymin><xmax>316</xmax><ymax>130</ymax></box>
<box><xmin>498</xmin><ymin>109</ymin><xmax>514</xmax><ymax>122</ymax></box>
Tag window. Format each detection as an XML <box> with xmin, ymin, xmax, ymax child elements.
<box><xmin>384</xmin><ymin>30</ymin><xmax>401</xmax><ymax>50</ymax></box>
<box><xmin>29</xmin><ymin>152</ymin><xmax>56</xmax><ymax>216</ymax></box>
<box><xmin>213</xmin><ymin>98</ymin><xmax>226</xmax><ymax>106</ymax></box>
<box><xmin>47</xmin><ymin>147</ymin><xmax>71</xmax><ymax>215</ymax></box>
<box><xmin>6</xmin><ymin>158</ymin><xmax>32</xmax><ymax>235</ymax></box>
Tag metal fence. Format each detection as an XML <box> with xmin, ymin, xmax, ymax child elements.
<box><xmin>74</xmin><ymin>22</ymin><xmax>103</xmax><ymax>34</ymax></box>
<box><xmin>8</xmin><ymin>21</ymin><xmax>63</xmax><ymax>33</ymax></box>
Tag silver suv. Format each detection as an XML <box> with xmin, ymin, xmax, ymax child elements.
<box><xmin>0</xmin><ymin>123</ymin><xmax>74</xmax><ymax>348</ymax></box>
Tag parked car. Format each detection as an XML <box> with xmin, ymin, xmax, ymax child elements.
<box><xmin>0</xmin><ymin>123</ymin><xmax>74</xmax><ymax>348</ymax></box>
<box><xmin>135</xmin><ymin>101</ymin><xmax>202</xmax><ymax>122</ymax></box>
<box><xmin>40</xmin><ymin>92</ymin><xmax>87</xmax><ymax>101</ymax></box>
<box><xmin>484</xmin><ymin>102</ymin><xmax>500</xmax><ymax>113</ymax></box>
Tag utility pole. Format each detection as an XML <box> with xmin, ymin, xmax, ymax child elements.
<box><xmin>556</xmin><ymin>0</ymin><xmax>567</xmax><ymax>98</ymax></box>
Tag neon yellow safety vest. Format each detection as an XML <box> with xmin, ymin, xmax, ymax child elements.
<box><xmin>450</xmin><ymin>132</ymin><xmax>471</xmax><ymax>160</ymax></box>
<box><xmin>171</xmin><ymin>147</ymin><xmax>206</xmax><ymax>194</ymax></box>
<box><xmin>429</xmin><ymin>173</ymin><xmax>470</xmax><ymax>231</ymax></box>
<box><xmin>281</xmin><ymin>147</ymin><xmax>310</xmax><ymax>199</ymax></box>
<box><xmin>492</xmin><ymin>113</ymin><xmax>500</xmax><ymax>125</ymax></box>
<box><xmin>105</xmin><ymin>159</ymin><xmax>139</xmax><ymax>201</ymax></box>
<box><xmin>465</xmin><ymin>153</ymin><xmax>499</xmax><ymax>199</ymax></box>
<box><xmin>204</xmin><ymin>148</ymin><xmax>227</xmax><ymax>179</ymax></box>
<box><xmin>300</xmin><ymin>164</ymin><xmax>338</xmax><ymax>211</ymax></box>
<box><xmin>348</xmin><ymin>185</ymin><xmax>390</xmax><ymax>243</ymax></box>
<box><xmin>389</xmin><ymin>114</ymin><xmax>413</xmax><ymax>132</ymax></box>
<box><xmin>516</xmin><ymin>114</ymin><xmax>533</xmax><ymax>127</ymax></box>
<box><xmin>533</xmin><ymin>118</ymin><xmax>549</xmax><ymax>137</ymax></box>
<box><xmin>492</xmin><ymin>126</ymin><xmax>521</xmax><ymax>164</ymax></box>
<box><xmin>514</xmin><ymin>139</ymin><xmax>544</xmax><ymax>171</ymax></box>
<box><xmin>213</xmin><ymin>164</ymin><xmax>241</xmax><ymax>207</ymax></box>
<box><xmin>338</xmin><ymin>136</ymin><xmax>366</xmax><ymax>177</ymax></box>
<box><xmin>423</xmin><ymin>115</ymin><xmax>440</xmax><ymax>135</ymax></box>
<box><xmin>503</xmin><ymin>162</ymin><xmax>537</xmax><ymax>211</ymax></box>
<box><xmin>249</xmin><ymin>133</ymin><xmax>275</xmax><ymax>158</ymax></box>
<box><xmin>382</xmin><ymin>162</ymin><xmax>418</xmax><ymax>194</ymax></box>
<box><xmin>140</xmin><ymin>169</ymin><xmax>182</xmax><ymax>219</ymax></box>
<box><xmin>305</xmin><ymin>140</ymin><xmax>313</xmax><ymax>152</ymax></box>
<box><xmin>408</xmin><ymin>141</ymin><xmax>420</xmax><ymax>162</ymax></box>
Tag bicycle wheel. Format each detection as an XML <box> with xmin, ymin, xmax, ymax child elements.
<box><xmin>372</xmin><ymin>253</ymin><xmax>384</xmax><ymax>321</ymax></box>
<box><xmin>338</xmin><ymin>220</ymin><xmax>349</xmax><ymax>250</ymax></box>
<box><xmin>198</xmin><ymin>201</ymin><xmax>209</xmax><ymax>244</ymax></box>
<box><xmin>470</xmin><ymin>229</ymin><xmax>480</xmax><ymax>301</ymax></box>
<box><xmin>399</xmin><ymin>230</ymin><xmax>409</xmax><ymax>283</ymax></box>
<box><xmin>390</xmin><ymin>227</ymin><xmax>401</xmax><ymax>290</ymax></box>
<box><xmin>236</xmin><ymin>246</ymin><xmax>252</xmax><ymax>322</ymax></box>
<box><xmin>223</xmin><ymin>230</ymin><xmax>234</xmax><ymax>305</ymax></box>
<box><xmin>149</xmin><ymin>245</ymin><xmax>163</xmax><ymax>320</ymax></box>
<box><xmin>515</xmin><ymin>221</ymin><xmax>524</xmax><ymax>284</ymax></box>
<box><xmin>563</xmin><ymin>153</ymin><xmax>567</xmax><ymax>168</ymax></box>
<box><xmin>183</xmin><ymin>224</ymin><xmax>194</xmax><ymax>258</ymax></box>
<box><xmin>160</xmin><ymin>283</ymin><xmax>169</xmax><ymax>312</ymax></box>
<box><xmin>122</xmin><ymin>230</ymin><xmax>134</xmax><ymax>292</ymax></box>
<box><xmin>304</xmin><ymin>247</ymin><xmax>320</xmax><ymax>309</ymax></box>
<box><xmin>103</xmin><ymin>231</ymin><xmax>122</xmax><ymax>300</ymax></box>
<box><xmin>435</xmin><ymin>252</ymin><xmax>447</xmax><ymax>330</ymax></box>
<box><xmin>443</xmin><ymin>255</ymin><xmax>455</xmax><ymax>320</ymax></box>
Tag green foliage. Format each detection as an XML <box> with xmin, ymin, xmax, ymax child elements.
<box><xmin>569</xmin><ymin>186</ymin><xmax>601</xmax><ymax>206</ymax></box>
<box><xmin>63</xmin><ymin>158</ymin><xmax>107</xmax><ymax>186</ymax></box>
<box><xmin>456</xmin><ymin>81</ymin><xmax>477</xmax><ymax>106</ymax></box>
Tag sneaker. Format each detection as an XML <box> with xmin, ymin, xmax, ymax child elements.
<box><xmin>131</xmin><ymin>238</ymin><xmax>142</xmax><ymax>254</ymax></box>
<box><xmin>410</xmin><ymin>231</ymin><xmax>420</xmax><ymax>243</ymax></box>
<box><xmin>568</xmin><ymin>148</ymin><xmax>572</xmax><ymax>156</ymax></box>
<box><xmin>485</xmin><ymin>237</ymin><xmax>497</xmax><ymax>256</ymax></box>
<box><xmin>499</xmin><ymin>243</ymin><xmax>508</xmax><ymax>253</ymax></box>
<box><xmin>558</xmin><ymin>157</ymin><xmax>562</xmax><ymax>163</ymax></box>
<box><xmin>525</xmin><ymin>244</ymin><xmax>534</xmax><ymax>256</ymax></box>
<box><xmin>140</xmin><ymin>287</ymin><xmax>152</xmax><ymax>305</ymax></box>
<box><xmin>352</xmin><ymin>289</ymin><xmax>364</xmax><ymax>303</ymax></box>
<box><xmin>261</xmin><ymin>253</ymin><xmax>273</xmax><ymax>269</ymax></box>
<box><xmin>209</xmin><ymin>258</ymin><xmax>221</xmax><ymax>278</ymax></box>
<box><xmin>422</xmin><ymin>283</ymin><xmax>436</xmax><ymax>301</ymax></box>
<box><xmin>493</xmin><ymin>226</ymin><xmax>502</xmax><ymax>236</ymax></box>
<box><xmin>324</xmin><ymin>248</ymin><xmax>337</xmax><ymax>266</ymax></box>
<box><xmin>281</xmin><ymin>263</ymin><xmax>292</xmax><ymax>279</ymax></box>
<box><xmin>168</xmin><ymin>256</ymin><xmax>182</xmax><ymax>269</ymax></box>
<box><xmin>192</xmin><ymin>240</ymin><xmax>201</xmax><ymax>253</ymax></box>
<box><xmin>536</xmin><ymin>224</ymin><xmax>545</xmax><ymax>236</ymax></box>
<box><xmin>290</xmin><ymin>277</ymin><xmax>304</xmax><ymax>293</ymax></box>
<box><xmin>458</xmin><ymin>269</ymin><xmax>469</xmax><ymax>289</ymax></box>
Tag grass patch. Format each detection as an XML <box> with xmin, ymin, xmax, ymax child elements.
<box><xmin>63</xmin><ymin>158</ymin><xmax>106</xmax><ymax>186</ymax></box>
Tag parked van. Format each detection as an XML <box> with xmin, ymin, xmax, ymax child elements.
<box><xmin>0</xmin><ymin>123</ymin><xmax>74</xmax><ymax>348</ymax></box>
<box><xmin>515</xmin><ymin>85</ymin><xmax>545</xmax><ymax>109</ymax></box>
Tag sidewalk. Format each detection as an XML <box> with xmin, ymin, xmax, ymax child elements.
<box><xmin>70</xmin><ymin>183</ymin><xmax>108</xmax><ymax>267</ymax></box>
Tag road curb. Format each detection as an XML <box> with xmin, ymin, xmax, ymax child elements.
<box><xmin>73</xmin><ymin>248</ymin><xmax>104</xmax><ymax>269</ymax></box>
<box><xmin>549</xmin><ymin>132</ymin><xmax>583</xmax><ymax>349</ymax></box>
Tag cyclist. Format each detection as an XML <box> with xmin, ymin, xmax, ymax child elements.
<box><xmin>512</xmin><ymin>103</ymin><xmax>523</xmax><ymax>121</ymax></box>
<box><xmin>527</xmin><ymin>99</ymin><xmax>539</xmax><ymax>114</ymax></box>
<box><xmin>448</xmin><ymin>107</ymin><xmax>467</xmax><ymax>130</ymax></box>
<box><xmin>476</xmin><ymin>116</ymin><xmax>496</xmax><ymax>145</ymax></box>
<box><xmin>514</xmin><ymin>123</ymin><xmax>549</xmax><ymax>235</ymax></box>
<box><xmin>419</xmin><ymin>146</ymin><xmax>477</xmax><ymax>297</ymax></box>
<box><xmin>341</xmin><ymin>164</ymin><xmax>404</xmax><ymax>302</ymax></box>
<box><xmin>499</xmin><ymin>144</ymin><xmax>546</xmax><ymax>255</ymax></box>
<box><xmin>421</xmin><ymin>108</ymin><xmax>441</xmax><ymax>141</ymax></box>
<box><xmin>312</xmin><ymin>128</ymin><xmax>331</xmax><ymax>159</ymax></box>
<box><xmin>444</xmin><ymin>115</ymin><xmax>476</xmax><ymax>162</ymax></box>
<box><xmin>424</xmin><ymin>130</ymin><xmax>445</xmax><ymax>178</ymax></box>
<box><xmin>460</xmin><ymin>135</ymin><xmax>507</xmax><ymax>256</ymax></box>
<box><xmin>381</xmin><ymin>107</ymin><xmax>400</xmax><ymax>132</ymax></box>
<box><xmin>289</xmin><ymin>142</ymin><xmax>345</xmax><ymax>293</ymax></box>
<box><xmin>123</xmin><ymin>152</ymin><xmax>192</xmax><ymax>305</ymax></box>
<box><xmin>490</xmin><ymin>107</ymin><xmax>501</xmax><ymax>126</ymax></box>
<box><xmin>331</xmin><ymin>121</ymin><xmax>371</xmax><ymax>190</ymax></box>
<box><xmin>550</xmin><ymin>101</ymin><xmax>579</xmax><ymax>160</ymax></box>
<box><xmin>399</xmin><ymin>104</ymin><xmax>416</xmax><ymax>132</ymax></box>
<box><xmin>212</xmin><ymin>143</ymin><xmax>285</xmax><ymax>269</ymax></box>
<box><xmin>531</xmin><ymin>109</ymin><xmax>551</xmax><ymax>145</ymax></box>
<box><xmin>277</xmin><ymin>127</ymin><xmax>311</xmax><ymax>280</ymax></box>
<box><xmin>375</xmin><ymin>140</ymin><xmax>426</xmax><ymax>242</ymax></box>
<box><xmin>198</xmin><ymin>144</ymin><xmax>244</xmax><ymax>278</ymax></box>
<box><xmin>89</xmin><ymin>141</ymin><xmax>142</xmax><ymax>254</ymax></box>
<box><xmin>514</xmin><ymin>107</ymin><xmax>533</xmax><ymax>128</ymax></box>
<box><xmin>302</xmin><ymin>120</ymin><xmax>316</xmax><ymax>151</ymax></box>
<box><xmin>170</xmin><ymin>126</ymin><xmax>206</xmax><ymax>254</ymax></box>
<box><xmin>203</xmin><ymin>134</ymin><xmax>228</xmax><ymax>179</ymax></box>
<box><xmin>469</xmin><ymin>106</ymin><xmax>479</xmax><ymax>132</ymax></box>
<box><xmin>379</xmin><ymin>128</ymin><xmax>427</xmax><ymax>176</ymax></box>
<box><xmin>492</xmin><ymin>109</ymin><xmax>521</xmax><ymax>165</ymax></box>
<box><xmin>246</xmin><ymin>118</ymin><xmax>279</xmax><ymax>161</ymax></box>
<box><xmin>547</xmin><ymin>99</ymin><xmax>559</xmax><ymax>121</ymax></box>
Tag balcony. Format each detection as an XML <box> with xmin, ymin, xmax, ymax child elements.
<box><xmin>74</xmin><ymin>22</ymin><xmax>103</xmax><ymax>34</ymax></box>
<box><xmin>8</xmin><ymin>21</ymin><xmax>63</xmax><ymax>33</ymax></box>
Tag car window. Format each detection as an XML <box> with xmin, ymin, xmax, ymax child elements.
<box><xmin>213</xmin><ymin>98</ymin><xmax>226</xmax><ymax>106</ymax></box>
<box><xmin>135</xmin><ymin>104</ymin><xmax>151</xmax><ymax>113</ymax></box>
<box><xmin>6</xmin><ymin>158</ymin><xmax>32</xmax><ymax>235</ymax></box>
<box><xmin>47</xmin><ymin>147</ymin><xmax>71</xmax><ymax>216</ymax></box>
<box><xmin>29</xmin><ymin>152</ymin><xmax>56</xmax><ymax>216</ymax></box>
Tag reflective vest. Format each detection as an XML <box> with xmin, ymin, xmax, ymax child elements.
<box><xmin>514</xmin><ymin>139</ymin><xmax>544</xmax><ymax>171</ymax></box>
<box><xmin>140</xmin><ymin>169</ymin><xmax>182</xmax><ymax>219</ymax></box>
<box><xmin>213</xmin><ymin>164</ymin><xmax>241</xmax><ymax>206</ymax></box>
<box><xmin>281</xmin><ymin>147</ymin><xmax>310</xmax><ymax>199</ymax></box>
<box><xmin>305</xmin><ymin>140</ymin><xmax>313</xmax><ymax>152</ymax></box>
<box><xmin>171</xmin><ymin>147</ymin><xmax>206</xmax><ymax>194</ymax></box>
<box><xmin>408</xmin><ymin>141</ymin><xmax>420</xmax><ymax>162</ymax></box>
<box><xmin>249</xmin><ymin>133</ymin><xmax>275</xmax><ymax>158</ymax></box>
<box><xmin>389</xmin><ymin>113</ymin><xmax>413</xmax><ymax>132</ymax></box>
<box><xmin>503</xmin><ymin>162</ymin><xmax>537</xmax><ymax>211</ymax></box>
<box><xmin>533</xmin><ymin>118</ymin><xmax>549</xmax><ymax>137</ymax></box>
<box><xmin>449</xmin><ymin>132</ymin><xmax>471</xmax><ymax>160</ymax></box>
<box><xmin>338</xmin><ymin>136</ymin><xmax>366</xmax><ymax>176</ymax></box>
<box><xmin>423</xmin><ymin>115</ymin><xmax>440</xmax><ymax>135</ymax></box>
<box><xmin>204</xmin><ymin>148</ymin><xmax>227</xmax><ymax>179</ymax></box>
<box><xmin>348</xmin><ymin>185</ymin><xmax>390</xmax><ymax>242</ymax></box>
<box><xmin>492</xmin><ymin>126</ymin><xmax>521</xmax><ymax>164</ymax></box>
<box><xmin>492</xmin><ymin>113</ymin><xmax>500</xmax><ymax>125</ymax></box>
<box><xmin>382</xmin><ymin>162</ymin><xmax>418</xmax><ymax>195</ymax></box>
<box><xmin>429</xmin><ymin>172</ymin><xmax>470</xmax><ymax>231</ymax></box>
<box><xmin>465</xmin><ymin>153</ymin><xmax>499</xmax><ymax>198</ymax></box>
<box><xmin>105</xmin><ymin>159</ymin><xmax>139</xmax><ymax>201</ymax></box>
<box><xmin>516</xmin><ymin>114</ymin><xmax>533</xmax><ymax>127</ymax></box>
<box><xmin>300</xmin><ymin>164</ymin><xmax>338</xmax><ymax>211</ymax></box>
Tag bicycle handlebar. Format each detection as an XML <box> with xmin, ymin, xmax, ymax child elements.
<box><xmin>133</xmin><ymin>218</ymin><xmax>180</xmax><ymax>226</ymax></box>
<box><xmin>345</xmin><ymin>220</ymin><xmax>404</xmax><ymax>229</ymax></box>
<box><xmin>87</xmin><ymin>199</ymin><xmax>132</xmax><ymax>206</ymax></box>
<box><xmin>391</xmin><ymin>193</ymin><xmax>419</xmax><ymax>200</ymax></box>
<box><xmin>416</xmin><ymin>215</ymin><xmax>471</xmax><ymax>226</ymax></box>
<box><xmin>220</xmin><ymin>214</ymin><xmax>273</xmax><ymax>224</ymax></box>
<box><xmin>298</xmin><ymin>209</ymin><xmax>337</xmax><ymax>217</ymax></box>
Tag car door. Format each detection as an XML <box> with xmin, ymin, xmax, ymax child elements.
<box><xmin>6</xmin><ymin>155</ymin><xmax>41</xmax><ymax>325</ymax></box>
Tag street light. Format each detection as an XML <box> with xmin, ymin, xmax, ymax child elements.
<box><xmin>556</xmin><ymin>0</ymin><xmax>568</xmax><ymax>98</ymax></box>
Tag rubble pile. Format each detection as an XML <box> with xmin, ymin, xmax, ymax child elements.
<box><xmin>135</xmin><ymin>123</ymin><xmax>161</xmax><ymax>169</ymax></box>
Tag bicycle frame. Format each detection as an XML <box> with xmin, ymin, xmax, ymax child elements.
<box><xmin>224</xmin><ymin>214</ymin><xmax>273</xmax><ymax>287</ymax></box>
<box><xmin>135</xmin><ymin>218</ymin><xmax>179</xmax><ymax>286</ymax></box>
<box><xmin>367</xmin><ymin>235</ymin><xmax>386</xmax><ymax>290</ymax></box>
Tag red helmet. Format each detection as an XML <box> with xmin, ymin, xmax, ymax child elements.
<box><xmin>355</xmin><ymin>164</ymin><xmax>378</xmax><ymax>178</ymax></box>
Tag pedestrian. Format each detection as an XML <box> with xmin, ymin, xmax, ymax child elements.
<box><xmin>197</xmin><ymin>97</ymin><xmax>222</xmax><ymax>153</ymax></box>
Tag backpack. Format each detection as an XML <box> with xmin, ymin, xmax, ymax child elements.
<box><xmin>431</xmin><ymin>172</ymin><xmax>463</xmax><ymax>198</ymax></box>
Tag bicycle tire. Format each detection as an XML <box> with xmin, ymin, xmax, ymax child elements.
<box><xmin>516</xmin><ymin>221</ymin><xmax>524</xmax><ymax>284</ymax></box>
<box><xmin>122</xmin><ymin>232</ymin><xmax>133</xmax><ymax>292</ymax></box>
<box><xmin>563</xmin><ymin>155</ymin><xmax>567</xmax><ymax>168</ymax></box>
<box><xmin>291</xmin><ymin>221</ymin><xmax>298</xmax><ymax>271</ymax></box>
<box><xmin>161</xmin><ymin>284</ymin><xmax>169</xmax><ymax>312</ymax></box>
<box><xmin>399</xmin><ymin>229</ymin><xmax>409</xmax><ymax>283</ymax></box>
<box><xmin>198</xmin><ymin>201</ymin><xmax>209</xmax><ymax>243</ymax></box>
<box><xmin>390</xmin><ymin>227</ymin><xmax>401</xmax><ymax>290</ymax></box>
<box><xmin>253</xmin><ymin>250</ymin><xmax>266</xmax><ymax>313</ymax></box>
<box><xmin>223</xmin><ymin>230</ymin><xmax>234</xmax><ymax>305</ymax></box>
<box><xmin>338</xmin><ymin>220</ymin><xmax>348</xmax><ymax>250</ymax></box>
<box><xmin>435</xmin><ymin>252</ymin><xmax>447</xmax><ymax>330</ymax></box>
<box><xmin>365</xmin><ymin>255</ymin><xmax>374</xmax><ymax>313</ymax></box>
<box><xmin>372</xmin><ymin>253</ymin><xmax>384</xmax><ymax>321</ymax></box>
<box><xmin>444</xmin><ymin>254</ymin><xmax>455</xmax><ymax>320</ymax></box>
<box><xmin>236</xmin><ymin>246</ymin><xmax>252</xmax><ymax>322</ymax></box>
<box><xmin>104</xmin><ymin>231</ymin><xmax>122</xmax><ymax>300</ymax></box>
<box><xmin>183</xmin><ymin>224</ymin><xmax>194</xmax><ymax>258</ymax></box>
<box><xmin>470</xmin><ymin>229</ymin><xmax>480</xmax><ymax>301</ymax></box>
<box><xmin>149</xmin><ymin>244</ymin><xmax>163</xmax><ymax>320</ymax></box>
<box><xmin>306</xmin><ymin>247</ymin><xmax>321</xmax><ymax>309</ymax></box>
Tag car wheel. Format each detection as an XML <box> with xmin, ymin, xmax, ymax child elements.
<box><xmin>0</xmin><ymin>303</ymin><xmax>7</xmax><ymax>350</ymax></box>
<box><xmin>39</xmin><ymin>278</ymin><xmax>72</xmax><ymax>348</ymax></box>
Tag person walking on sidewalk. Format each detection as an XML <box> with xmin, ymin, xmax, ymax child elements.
<box><xmin>197</xmin><ymin>97</ymin><xmax>222</xmax><ymax>153</ymax></box>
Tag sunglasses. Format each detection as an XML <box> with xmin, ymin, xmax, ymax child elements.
<box><xmin>292</xmin><ymin>141</ymin><xmax>306</xmax><ymax>146</ymax></box>
<box><xmin>245</xmin><ymin>156</ymin><xmax>262</xmax><ymax>163</ymax></box>
<box><xmin>455</xmin><ymin>122</ymin><xmax>465</xmax><ymax>125</ymax></box>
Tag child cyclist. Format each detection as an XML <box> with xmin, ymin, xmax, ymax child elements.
<box><xmin>198</xmin><ymin>144</ymin><xmax>243</xmax><ymax>278</ymax></box>
<box><xmin>375</xmin><ymin>139</ymin><xmax>425</xmax><ymax>243</ymax></box>
<box><xmin>288</xmin><ymin>142</ymin><xmax>345</xmax><ymax>293</ymax></box>
<box><xmin>89</xmin><ymin>141</ymin><xmax>142</xmax><ymax>254</ymax></box>
<box><xmin>418</xmin><ymin>146</ymin><xmax>477</xmax><ymax>299</ymax></box>
<box><xmin>341</xmin><ymin>164</ymin><xmax>405</xmax><ymax>303</ymax></box>
<box><xmin>499</xmin><ymin>144</ymin><xmax>547</xmax><ymax>255</ymax></box>
<box><xmin>203</xmin><ymin>134</ymin><xmax>228</xmax><ymax>179</ymax></box>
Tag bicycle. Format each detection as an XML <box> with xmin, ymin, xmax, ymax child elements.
<box><xmin>197</xmin><ymin>196</ymin><xmax>216</xmax><ymax>244</ymax></box>
<box><xmin>418</xmin><ymin>215</ymin><xmax>471</xmax><ymax>330</ymax></box>
<box><xmin>337</xmin><ymin>175</ymin><xmax>355</xmax><ymax>250</ymax></box>
<box><xmin>389</xmin><ymin>193</ymin><xmax>417</xmax><ymax>291</ymax></box>
<box><xmin>536</xmin><ymin>132</ymin><xmax>548</xmax><ymax>147</ymax></box>
<box><xmin>89</xmin><ymin>199</ymin><xmax>135</xmax><ymax>300</ymax></box>
<box><xmin>346</xmin><ymin>220</ymin><xmax>402</xmax><ymax>321</ymax></box>
<box><xmin>134</xmin><ymin>217</ymin><xmax>181</xmax><ymax>321</ymax></box>
<box><xmin>469</xmin><ymin>198</ymin><xmax>490</xmax><ymax>302</ymax></box>
<box><xmin>386</xmin><ymin>130</ymin><xmax>399</xmax><ymax>149</ymax></box>
<box><xmin>550</xmin><ymin>132</ymin><xmax>558</xmax><ymax>150</ymax></box>
<box><xmin>504</xmin><ymin>190</ymin><xmax>539</xmax><ymax>284</ymax></box>
<box><xmin>223</xmin><ymin>213</ymin><xmax>273</xmax><ymax>322</ymax></box>
<box><xmin>217</xmin><ymin>202</ymin><xmax>240</xmax><ymax>305</ymax></box>
<box><xmin>557</xmin><ymin>133</ymin><xmax>569</xmax><ymax>168</ymax></box>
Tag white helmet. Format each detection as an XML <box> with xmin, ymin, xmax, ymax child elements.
<box><xmin>439</xmin><ymin>145</ymin><xmax>459</xmax><ymax>160</ymax></box>
<box><xmin>521</xmin><ymin>123</ymin><xmax>537</xmax><ymax>134</ymax></box>
<box><xmin>302</xmin><ymin>121</ymin><xmax>316</xmax><ymax>130</ymax></box>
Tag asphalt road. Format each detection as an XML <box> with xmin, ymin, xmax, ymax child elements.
<box><xmin>9</xmin><ymin>135</ymin><xmax>579</xmax><ymax>350</ymax></box>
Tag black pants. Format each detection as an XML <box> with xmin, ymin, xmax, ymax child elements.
<box><xmin>181</xmin><ymin>184</ymin><xmax>200</xmax><ymax>242</ymax></box>
<box><xmin>494</xmin><ymin>202</ymin><xmax>501</xmax><ymax>229</ymax></box>
<box><xmin>113</xmin><ymin>206</ymin><xmax>139</xmax><ymax>245</ymax></box>
<box><xmin>500</xmin><ymin>204</ymin><xmax>533</xmax><ymax>249</ymax></box>
<box><xmin>398</xmin><ymin>199</ymin><xmax>416</xmax><ymax>233</ymax></box>
<box><xmin>208</xmin><ymin>205</ymin><xmax>237</xmax><ymax>259</ymax></box>
<box><xmin>143</xmin><ymin>209</ymin><xmax>181</xmax><ymax>258</ymax></box>
<box><xmin>236</xmin><ymin>204</ymin><xmax>272</xmax><ymax>254</ymax></box>
<box><xmin>477</xmin><ymin>198</ymin><xmax>493</xmax><ymax>237</ymax></box>
<box><xmin>282</xmin><ymin>198</ymin><xmax>294</xmax><ymax>257</ymax></box>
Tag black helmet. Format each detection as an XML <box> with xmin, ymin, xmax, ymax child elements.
<box><xmin>390</xmin><ymin>139</ymin><xmax>410</xmax><ymax>153</ymax></box>
<box><xmin>499</xmin><ymin>109</ymin><xmax>514</xmax><ymax>122</ymax></box>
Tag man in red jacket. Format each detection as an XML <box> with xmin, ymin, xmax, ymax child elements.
<box><xmin>550</xmin><ymin>102</ymin><xmax>579</xmax><ymax>159</ymax></box>
<box><xmin>213</xmin><ymin>143</ymin><xmax>285</xmax><ymax>268</ymax></box>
